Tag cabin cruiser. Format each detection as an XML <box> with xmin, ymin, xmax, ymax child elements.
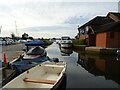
<box><xmin>59</xmin><ymin>36</ymin><xmax>73</xmax><ymax>48</ymax></box>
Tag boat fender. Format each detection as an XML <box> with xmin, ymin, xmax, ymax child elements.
<box><xmin>117</xmin><ymin>49</ymin><xmax>120</xmax><ymax>55</ymax></box>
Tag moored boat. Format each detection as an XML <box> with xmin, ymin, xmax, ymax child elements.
<box><xmin>59</xmin><ymin>36</ymin><xmax>73</xmax><ymax>48</ymax></box>
<box><xmin>2</xmin><ymin>61</ymin><xmax>66</xmax><ymax>89</ymax></box>
<box><xmin>23</xmin><ymin>40</ymin><xmax>45</xmax><ymax>51</ymax></box>
<box><xmin>9</xmin><ymin>46</ymin><xmax>58</xmax><ymax>73</ymax></box>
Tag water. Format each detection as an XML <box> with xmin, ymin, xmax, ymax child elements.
<box><xmin>46</xmin><ymin>43</ymin><xmax>120</xmax><ymax>88</ymax></box>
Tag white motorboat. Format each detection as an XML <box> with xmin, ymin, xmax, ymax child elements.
<box><xmin>59</xmin><ymin>36</ymin><xmax>73</xmax><ymax>48</ymax></box>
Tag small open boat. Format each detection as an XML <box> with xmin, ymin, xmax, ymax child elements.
<box><xmin>3</xmin><ymin>61</ymin><xmax>66</xmax><ymax>89</ymax></box>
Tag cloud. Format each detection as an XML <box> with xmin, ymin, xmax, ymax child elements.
<box><xmin>0</xmin><ymin>1</ymin><xmax>119</xmax><ymax>38</ymax></box>
<box><xmin>18</xmin><ymin>24</ymin><xmax>78</xmax><ymax>38</ymax></box>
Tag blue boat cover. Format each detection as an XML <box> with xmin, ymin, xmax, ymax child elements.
<box><xmin>25</xmin><ymin>41</ymin><xmax>44</xmax><ymax>46</ymax></box>
<box><xmin>10</xmin><ymin>56</ymin><xmax>54</xmax><ymax>73</ymax></box>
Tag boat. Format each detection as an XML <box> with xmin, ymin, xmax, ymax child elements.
<box><xmin>9</xmin><ymin>46</ymin><xmax>58</xmax><ymax>73</ymax></box>
<box><xmin>23</xmin><ymin>46</ymin><xmax>47</xmax><ymax>59</ymax></box>
<box><xmin>59</xmin><ymin>36</ymin><xmax>73</xmax><ymax>48</ymax></box>
<box><xmin>3</xmin><ymin>61</ymin><xmax>66</xmax><ymax>89</ymax></box>
<box><xmin>10</xmin><ymin>46</ymin><xmax>47</xmax><ymax>64</ymax></box>
<box><xmin>23</xmin><ymin>40</ymin><xmax>45</xmax><ymax>51</ymax></box>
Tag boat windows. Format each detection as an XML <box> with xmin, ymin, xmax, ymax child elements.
<box><xmin>61</xmin><ymin>37</ymin><xmax>70</xmax><ymax>40</ymax></box>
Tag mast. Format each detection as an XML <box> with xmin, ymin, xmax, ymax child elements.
<box><xmin>15</xmin><ymin>21</ymin><xmax>19</xmax><ymax>36</ymax></box>
<box><xmin>15</xmin><ymin>21</ymin><xmax>17</xmax><ymax>35</ymax></box>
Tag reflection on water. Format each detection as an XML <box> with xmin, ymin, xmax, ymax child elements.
<box><xmin>77</xmin><ymin>52</ymin><xmax>120</xmax><ymax>85</ymax></box>
<box><xmin>116</xmin><ymin>55</ymin><xmax>120</xmax><ymax>61</ymax></box>
<box><xmin>45</xmin><ymin>43</ymin><xmax>120</xmax><ymax>88</ymax></box>
<box><xmin>57</xmin><ymin>74</ymin><xmax>67</xmax><ymax>90</ymax></box>
<box><xmin>59</xmin><ymin>47</ymin><xmax>73</xmax><ymax>56</ymax></box>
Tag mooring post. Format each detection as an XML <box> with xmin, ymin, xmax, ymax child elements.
<box><xmin>2</xmin><ymin>67</ymin><xmax>7</xmax><ymax>79</ymax></box>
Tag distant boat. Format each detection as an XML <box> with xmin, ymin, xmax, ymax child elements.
<box><xmin>9</xmin><ymin>46</ymin><xmax>54</xmax><ymax>73</ymax></box>
<box><xmin>3</xmin><ymin>61</ymin><xmax>66</xmax><ymax>89</ymax></box>
<box><xmin>59</xmin><ymin>36</ymin><xmax>73</xmax><ymax>48</ymax></box>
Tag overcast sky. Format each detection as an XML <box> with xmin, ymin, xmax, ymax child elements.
<box><xmin>0</xmin><ymin>0</ymin><xmax>119</xmax><ymax>38</ymax></box>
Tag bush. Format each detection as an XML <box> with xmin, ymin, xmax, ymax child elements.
<box><xmin>42</xmin><ymin>40</ymin><xmax>53</xmax><ymax>45</ymax></box>
<box><xmin>72</xmin><ymin>39</ymin><xmax>88</xmax><ymax>45</ymax></box>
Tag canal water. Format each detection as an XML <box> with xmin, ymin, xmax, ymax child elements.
<box><xmin>46</xmin><ymin>42</ymin><xmax>120</xmax><ymax>88</ymax></box>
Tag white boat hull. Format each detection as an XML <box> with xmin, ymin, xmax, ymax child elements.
<box><xmin>60</xmin><ymin>43</ymin><xmax>73</xmax><ymax>48</ymax></box>
<box><xmin>3</xmin><ymin>61</ymin><xmax>66</xmax><ymax>89</ymax></box>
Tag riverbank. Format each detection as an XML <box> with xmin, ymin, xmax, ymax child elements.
<box><xmin>1</xmin><ymin>44</ymin><xmax>24</xmax><ymax>62</ymax></box>
<box><xmin>73</xmin><ymin>45</ymin><xmax>117</xmax><ymax>55</ymax></box>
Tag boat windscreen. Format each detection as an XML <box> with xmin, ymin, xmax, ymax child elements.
<box><xmin>26</xmin><ymin>46</ymin><xmax>45</xmax><ymax>55</ymax></box>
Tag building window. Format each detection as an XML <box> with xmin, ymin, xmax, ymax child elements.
<box><xmin>110</xmin><ymin>32</ymin><xmax>114</xmax><ymax>38</ymax></box>
<box><xmin>80</xmin><ymin>28</ymin><xmax>87</xmax><ymax>35</ymax></box>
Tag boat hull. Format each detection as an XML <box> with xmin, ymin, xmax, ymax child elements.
<box><xmin>60</xmin><ymin>43</ymin><xmax>73</xmax><ymax>48</ymax></box>
<box><xmin>3</xmin><ymin>61</ymin><xmax>66</xmax><ymax>89</ymax></box>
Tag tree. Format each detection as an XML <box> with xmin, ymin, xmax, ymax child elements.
<box><xmin>22</xmin><ymin>33</ymin><xmax>29</xmax><ymax>40</ymax></box>
<box><xmin>11</xmin><ymin>33</ymin><xmax>16</xmax><ymax>39</ymax></box>
<box><xmin>28</xmin><ymin>36</ymin><xmax>34</xmax><ymax>40</ymax></box>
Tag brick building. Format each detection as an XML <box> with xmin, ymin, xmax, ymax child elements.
<box><xmin>77</xmin><ymin>12</ymin><xmax>120</xmax><ymax>48</ymax></box>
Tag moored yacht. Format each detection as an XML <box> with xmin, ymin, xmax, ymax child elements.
<box><xmin>59</xmin><ymin>36</ymin><xmax>73</xmax><ymax>48</ymax></box>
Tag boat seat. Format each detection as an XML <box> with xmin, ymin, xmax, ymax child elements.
<box><xmin>23</xmin><ymin>78</ymin><xmax>56</xmax><ymax>84</ymax></box>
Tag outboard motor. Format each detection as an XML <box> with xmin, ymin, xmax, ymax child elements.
<box><xmin>51</xmin><ymin>58</ymin><xmax>59</xmax><ymax>62</ymax></box>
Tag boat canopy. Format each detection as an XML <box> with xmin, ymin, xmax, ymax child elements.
<box><xmin>25</xmin><ymin>41</ymin><xmax>44</xmax><ymax>46</ymax></box>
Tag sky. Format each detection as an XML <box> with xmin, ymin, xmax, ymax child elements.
<box><xmin>0</xmin><ymin>0</ymin><xmax>119</xmax><ymax>38</ymax></box>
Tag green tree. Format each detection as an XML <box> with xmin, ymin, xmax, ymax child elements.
<box><xmin>11</xmin><ymin>33</ymin><xmax>16</xmax><ymax>39</ymax></box>
<box><xmin>22</xmin><ymin>33</ymin><xmax>29</xmax><ymax>40</ymax></box>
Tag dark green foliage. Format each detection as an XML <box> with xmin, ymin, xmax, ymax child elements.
<box><xmin>72</xmin><ymin>39</ymin><xmax>88</xmax><ymax>45</ymax></box>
